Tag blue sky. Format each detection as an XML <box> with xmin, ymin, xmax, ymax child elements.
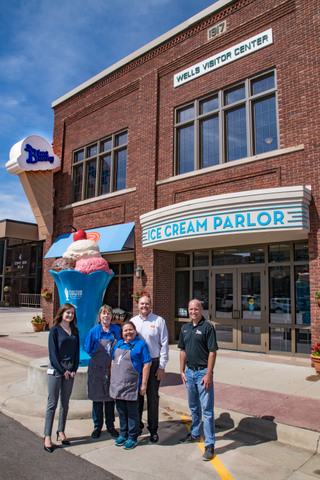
<box><xmin>0</xmin><ymin>0</ymin><xmax>217</xmax><ymax>223</ymax></box>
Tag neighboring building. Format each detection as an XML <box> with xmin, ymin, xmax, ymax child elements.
<box><xmin>42</xmin><ymin>0</ymin><xmax>319</xmax><ymax>356</ymax></box>
<box><xmin>0</xmin><ymin>219</ymin><xmax>43</xmax><ymax>307</ymax></box>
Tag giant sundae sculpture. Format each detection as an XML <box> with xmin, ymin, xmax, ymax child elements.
<box><xmin>50</xmin><ymin>228</ymin><xmax>114</xmax><ymax>365</ymax></box>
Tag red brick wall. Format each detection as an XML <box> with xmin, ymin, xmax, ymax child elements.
<box><xmin>46</xmin><ymin>0</ymin><xmax>320</xmax><ymax>346</ymax></box>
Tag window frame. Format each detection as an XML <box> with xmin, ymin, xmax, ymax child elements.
<box><xmin>72</xmin><ymin>129</ymin><xmax>128</xmax><ymax>203</ymax></box>
<box><xmin>103</xmin><ymin>261</ymin><xmax>134</xmax><ymax>316</ymax></box>
<box><xmin>174</xmin><ymin>241</ymin><xmax>310</xmax><ymax>354</ymax></box>
<box><xmin>174</xmin><ymin>70</ymin><xmax>278</xmax><ymax>175</ymax></box>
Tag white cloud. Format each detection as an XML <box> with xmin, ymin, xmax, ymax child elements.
<box><xmin>0</xmin><ymin>54</ymin><xmax>29</xmax><ymax>82</ymax></box>
<box><xmin>0</xmin><ymin>189</ymin><xmax>35</xmax><ymax>223</ymax></box>
<box><xmin>0</xmin><ymin>96</ymin><xmax>23</xmax><ymax>108</ymax></box>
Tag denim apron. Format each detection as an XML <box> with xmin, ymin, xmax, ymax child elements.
<box><xmin>109</xmin><ymin>345</ymin><xmax>139</xmax><ymax>401</ymax></box>
<box><xmin>87</xmin><ymin>332</ymin><xmax>116</xmax><ymax>402</ymax></box>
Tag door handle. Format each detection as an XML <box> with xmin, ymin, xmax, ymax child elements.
<box><xmin>232</xmin><ymin>310</ymin><xmax>241</xmax><ymax>319</ymax></box>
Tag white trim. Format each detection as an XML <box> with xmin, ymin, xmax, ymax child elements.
<box><xmin>60</xmin><ymin>187</ymin><xmax>136</xmax><ymax>210</ymax></box>
<box><xmin>156</xmin><ymin>145</ymin><xmax>305</xmax><ymax>185</ymax></box>
<box><xmin>52</xmin><ymin>0</ymin><xmax>233</xmax><ymax>107</ymax></box>
<box><xmin>140</xmin><ymin>186</ymin><xmax>312</xmax><ymax>251</ymax></box>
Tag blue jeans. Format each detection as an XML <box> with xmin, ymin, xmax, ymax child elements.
<box><xmin>92</xmin><ymin>401</ymin><xmax>115</xmax><ymax>430</ymax></box>
<box><xmin>115</xmin><ymin>399</ymin><xmax>139</xmax><ymax>441</ymax></box>
<box><xmin>185</xmin><ymin>367</ymin><xmax>215</xmax><ymax>447</ymax></box>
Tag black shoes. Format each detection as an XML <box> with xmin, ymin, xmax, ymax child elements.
<box><xmin>92</xmin><ymin>428</ymin><xmax>119</xmax><ymax>438</ymax></box>
<box><xmin>56</xmin><ymin>431</ymin><xmax>71</xmax><ymax>445</ymax></box>
<box><xmin>91</xmin><ymin>429</ymin><xmax>101</xmax><ymax>439</ymax></box>
<box><xmin>202</xmin><ymin>446</ymin><xmax>215</xmax><ymax>461</ymax></box>
<box><xmin>44</xmin><ymin>445</ymin><xmax>54</xmax><ymax>453</ymax></box>
<box><xmin>179</xmin><ymin>433</ymin><xmax>200</xmax><ymax>444</ymax></box>
<box><xmin>179</xmin><ymin>432</ymin><xmax>214</xmax><ymax>461</ymax></box>
<box><xmin>150</xmin><ymin>433</ymin><xmax>159</xmax><ymax>443</ymax></box>
<box><xmin>107</xmin><ymin>427</ymin><xmax>119</xmax><ymax>438</ymax></box>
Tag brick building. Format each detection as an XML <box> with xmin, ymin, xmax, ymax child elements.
<box><xmin>42</xmin><ymin>0</ymin><xmax>319</xmax><ymax>356</ymax></box>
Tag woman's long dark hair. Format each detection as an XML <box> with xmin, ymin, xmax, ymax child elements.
<box><xmin>53</xmin><ymin>303</ymin><xmax>79</xmax><ymax>335</ymax></box>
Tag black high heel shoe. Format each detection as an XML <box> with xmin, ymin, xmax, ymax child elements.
<box><xmin>44</xmin><ymin>445</ymin><xmax>54</xmax><ymax>453</ymax></box>
<box><xmin>43</xmin><ymin>438</ymin><xmax>53</xmax><ymax>453</ymax></box>
<box><xmin>56</xmin><ymin>431</ymin><xmax>71</xmax><ymax>445</ymax></box>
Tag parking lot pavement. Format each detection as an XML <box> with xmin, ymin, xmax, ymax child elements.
<box><xmin>0</xmin><ymin>412</ymin><xmax>121</xmax><ymax>480</ymax></box>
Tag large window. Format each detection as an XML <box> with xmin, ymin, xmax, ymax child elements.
<box><xmin>175</xmin><ymin>70</ymin><xmax>278</xmax><ymax>174</ymax></box>
<box><xmin>175</xmin><ymin>251</ymin><xmax>209</xmax><ymax>320</ymax></box>
<box><xmin>174</xmin><ymin>242</ymin><xmax>310</xmax><ymax>355</ymax></box>
<box><xmin>2</xmin><ymin>240</ymin><xmax>43</xmax><ymax>306</ymax></box>
<box><xmin>103</xmin><ymin>261</ymin><xmax>133</xmax><ymax>316</ymax></box>
<box><xmin>72</xmin><ymin>130</ymin><xmax>128</xmax><ymax>202</ymax></box>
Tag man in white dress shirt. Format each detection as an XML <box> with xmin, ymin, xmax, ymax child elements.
<box><xmin>131</xmin><ymin>295</ymin><xmax>169</xmax><ymax>443</ymax></box>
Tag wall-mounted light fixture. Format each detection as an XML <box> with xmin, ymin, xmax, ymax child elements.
<box><xmin>135</xmin><ymin>265</ymin><xmax>143</xmax><ymax>278</ymax></box>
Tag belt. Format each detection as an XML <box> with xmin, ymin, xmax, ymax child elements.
<box><xmin>187</xmin><ymin>365</ymin><xmax>206</xmax><ymax>371</ymax></box>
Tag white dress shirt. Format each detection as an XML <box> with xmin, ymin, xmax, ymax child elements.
<box><xmin>131</xmin><ymin>311</ymin><xmax>169</xmax><ymax>370</ymax></box>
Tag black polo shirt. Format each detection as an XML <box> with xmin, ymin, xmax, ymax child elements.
<box><xmin>178</xmin><ymin>317</ymin><xmax>218</xmax><ymax>368</ymax></box>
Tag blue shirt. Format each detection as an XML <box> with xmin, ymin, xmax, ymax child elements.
<box><xmin>112</xmin><ymin>337</ymin><xmax>152</xmax><ymax>374</ymax></box>
<box><xmin>84</xmin><ymin>323</ymin><xmax>121</xmax><ymax>356</ymax></box>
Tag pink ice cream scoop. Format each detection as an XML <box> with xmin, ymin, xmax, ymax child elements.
<box><xmin>75</xmin><ymin>256</ymin><xmax>112</xmax><ymax>274</ymax></box>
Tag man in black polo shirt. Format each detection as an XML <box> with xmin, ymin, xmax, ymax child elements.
<box><xmin>178</xmin><ymin>298</ymin><xmax>218</xmax><ymax>461</ymax></box>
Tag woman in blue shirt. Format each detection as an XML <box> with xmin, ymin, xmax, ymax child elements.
<box><xmin>110</xmin><ymin>321</ymin><xmax>151</xmax><ymax>450</ymax></box>
<box><xmin>44</xmin><ymin>303</ymin><xmax>79</xmax><ymax>453</ymax></box>
<box><xmin>84</xmin><ymin>305</ymin><xmax>121</xmax><ymax>439</ymax></box>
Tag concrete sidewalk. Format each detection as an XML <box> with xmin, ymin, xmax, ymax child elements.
<box><xmin>0</xmin><ymin>307</ymin><xmax>320</xmax><ymax>455</ymax></box>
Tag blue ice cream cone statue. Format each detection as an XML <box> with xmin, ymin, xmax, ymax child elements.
<box><xmin>50</xmin><ymin>269</ymin><xmax>114</xmax><ymax>366</ymax></box>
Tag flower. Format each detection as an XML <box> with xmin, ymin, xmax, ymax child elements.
<box><xmin>131</xmin><ymin>290</ymin><xmax>151</xmax><ymax>303</ymax></box>
<box><xmin>31</xmin><ymin>315</ymin><xmax>46</xmax><ymax>324</ymax></box>
<box><xmin>311</xmin><ymin>343</ymin><xmax>320</xmax><ymax>357</ymax></box>
<box><xmin>41</xmin><ymin>288</ymin><xmax>52</xmax><ymax>298</ymax></box>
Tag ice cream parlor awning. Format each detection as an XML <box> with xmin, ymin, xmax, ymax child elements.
<box><xmin>44</xmin><ymin>222</ymin><xmax>135</xmax><ymax>258</ymax></box>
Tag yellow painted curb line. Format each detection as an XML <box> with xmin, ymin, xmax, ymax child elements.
<box><xmin>180</xmin><ymin>414</ymin><xmax>234</xmax><ymax>480</ymax></box>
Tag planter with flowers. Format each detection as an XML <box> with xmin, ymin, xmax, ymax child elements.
<box><xmin>41</xmin><ymin>288</ymin><xmax>52</xmax><ymax>301</ymax></box>
<box><xmin>131</xmin><ymin>290</ymin><xmax>151</xmax><ymax>304</ymax></box>
<box><xmin>311</xmin><ymin>343</ymin><xmax>320</xmax><ymax>374</ymax></box>
<box><xmin>31</xmin><ymin>315</ymin><xmax>47</xmax><ymax>332</ymax></box>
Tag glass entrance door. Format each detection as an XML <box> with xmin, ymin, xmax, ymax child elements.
<box><xmin>213</xmin><ymin>267</ymin><xmax>267</xmax><ymax>352</ymax></box>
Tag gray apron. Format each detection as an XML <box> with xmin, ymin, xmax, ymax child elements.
<box><xmin>109</xmin><ymin>345</ymin><xmax>139</xmax><ymax>401</ymax></box>
<box><xmin>87</xmin><ymin>332</ymin><xmax>116</xmax><ymax>402</ymax></box>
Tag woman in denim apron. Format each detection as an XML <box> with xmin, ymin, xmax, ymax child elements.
<box><xmin>110</xmin><ymin>321</ymin><xmax>151</xmax><ymax>450</ymax></box>
<box><xmin>44</xmin><ymin>303</ymin><xmax>79</xmax><ymax>453</ymax></box>
<box><xmin>85</xmin><ymin>305</ymin><xmax>121</xmax><ymax>438</ymax></box>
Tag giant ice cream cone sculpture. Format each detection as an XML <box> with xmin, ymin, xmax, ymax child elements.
<box><xmin>50</xmin><ymin>269</ymin><xmax>113</xmax><ymax>365</ymax></box>
<box><xmin>50</xmin><ymin>228</ymin><xmax>114</xmax><ymax>365</ymax></box>
<box><xmin>6</xmin><ymin>135</ymin><xmax>61</xmax><ymax>240</ymax></box>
